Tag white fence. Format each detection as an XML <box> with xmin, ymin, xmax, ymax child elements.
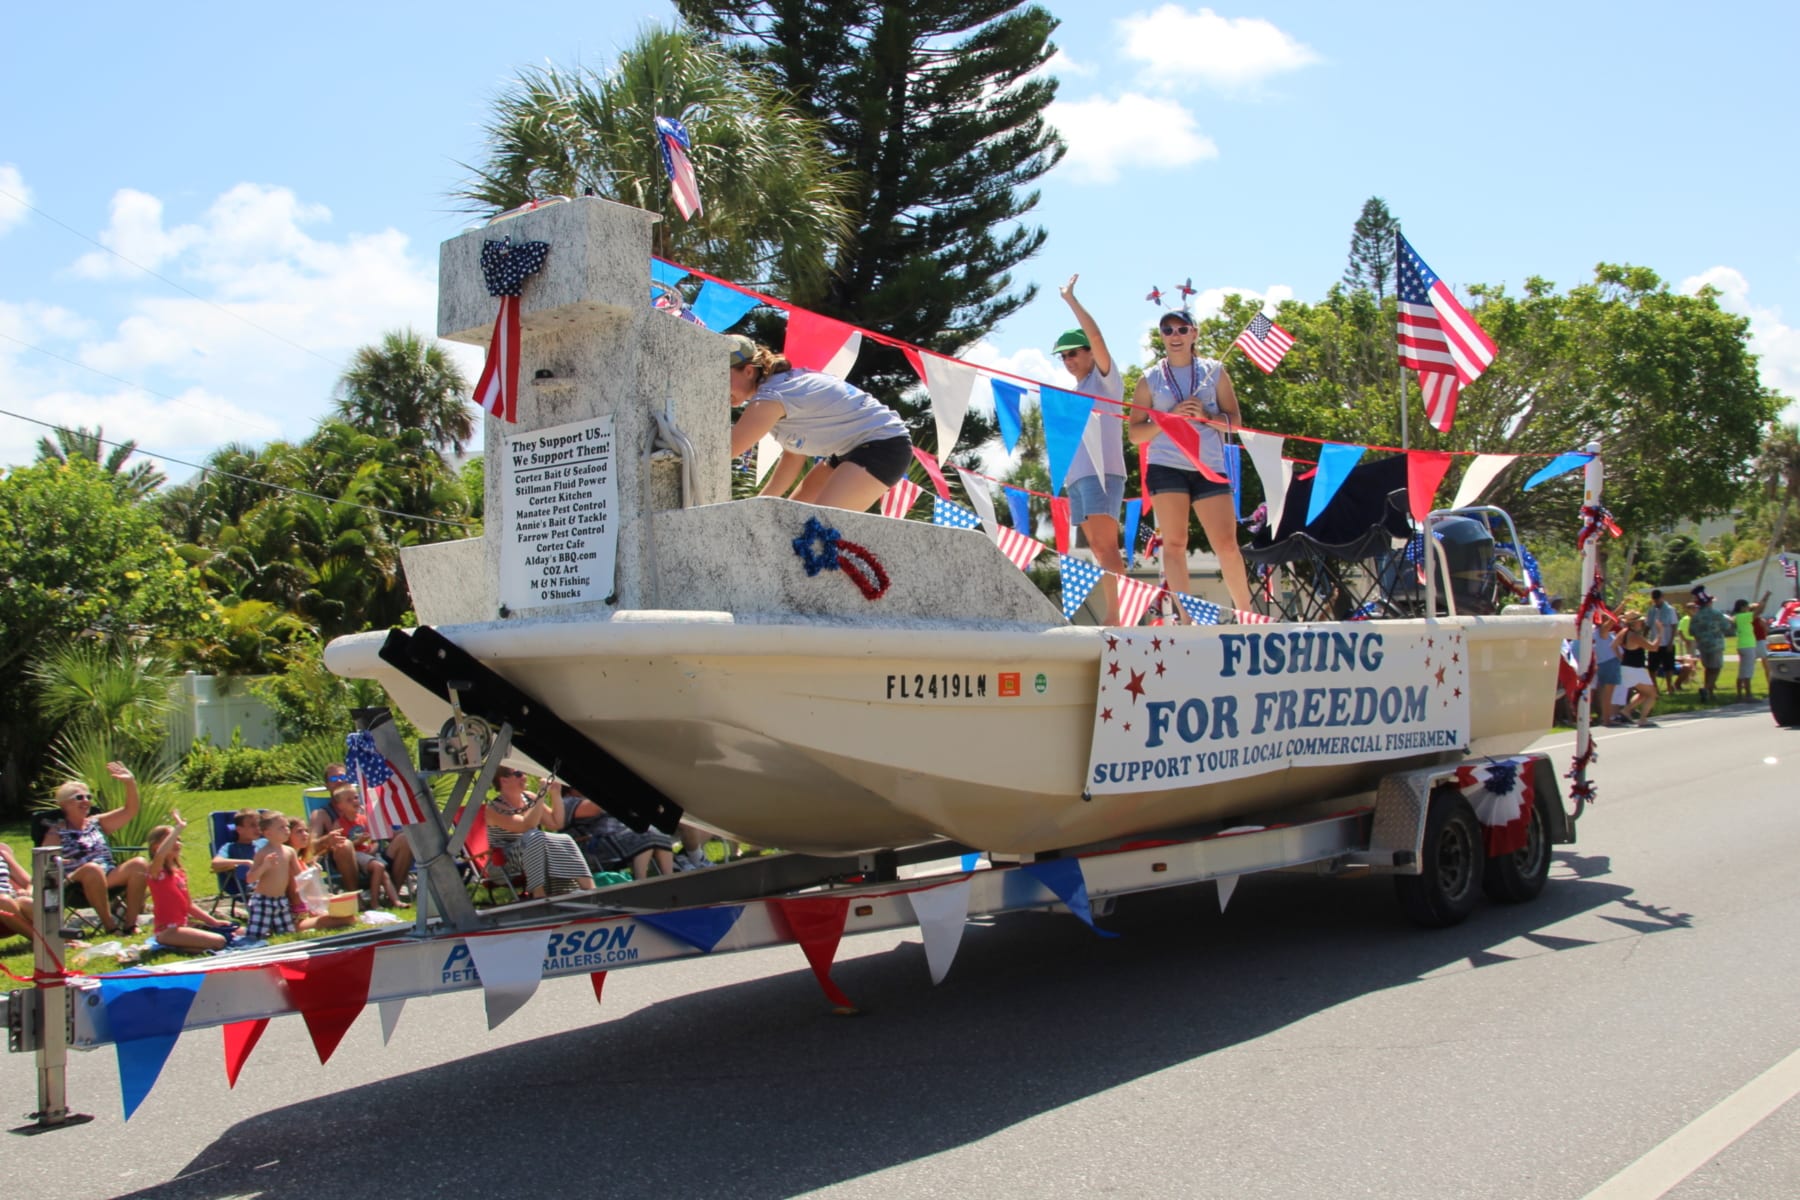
<box><xmin>163</xmin><ymin>674</ymin><xmax>283</xmax><ymax>756</ymax></box>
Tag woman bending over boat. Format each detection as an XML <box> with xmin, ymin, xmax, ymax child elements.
<box><xmin>725</xmin><ymin>334</ymin><xmax>913</xmax><ymax>513</ymax></box>
<box><xmin>1128</xmin><ymin>310</ymin><xmax>1252</xmax><ymax>617</ymax></box>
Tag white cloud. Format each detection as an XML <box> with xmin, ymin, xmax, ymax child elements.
<box><xmin>1680</xmin><ymin>266</ymin><xmax>1800</xmax><ymax>421</ymax></box>
<box><xmin>1048</xmin><ymin>92</ymin><xmax>1219</xmax><ymax>183</ymax></box>
<box><xmin>0</xmin><ymin>164</ymin><xmax>29</xmax><ymax>236</ymax></box>
<box><xmin>1118</xmin><ymin>5</ymin><xmax>1320</xmax><ymax>92</ymax></box>
<box><xmin>963</xmin><ymin>338</ymin><xmax>1061</xmax><ymax>388</ymax></box>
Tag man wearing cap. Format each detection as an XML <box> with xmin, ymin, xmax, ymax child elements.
<box><xmin>1689</xmin><ymin>586</ymin><xmax>1733</xmax><ymax>703</ymax></box>
<box><xmin>1054</xmin><ymin>275</ymin><xmax>1127</xmax><ymax>623</ymax></box>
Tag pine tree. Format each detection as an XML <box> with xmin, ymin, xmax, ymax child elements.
<box><xmin>677</xmin><ymin>1</ymin><xmax>1066</xmax><ymax>452</ymax></box>
<box><xmin>1342</xmin><ymin>196</ymin><xmax>1398</xmax><ymax>299</ymax></box>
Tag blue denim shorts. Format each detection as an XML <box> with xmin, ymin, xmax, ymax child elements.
<box><xmin>1596</xmin><ymin>658</ymin><xmax>1622</xmax><ymax>687</ymax></box>
<box><xmin>1065</xmin><ymin>473</ymin><xmax>1125</xmax><ymax>526</ymax></box>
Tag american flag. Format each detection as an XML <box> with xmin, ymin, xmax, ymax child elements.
<box><xmin>1784</xmin><ymin>554</ymin><xmax>1798</xmax><ymax>580</ymax></box>
<box><xmin>655</xmin><ymin>116</ymin><xmax>703</xmax><ymax>220</ymax></box>
<box><xmin>1116</xmin><ymin>577</ymin><xmax>1159</xmax><ymax>628</ymax></box>
<box><xmin>880</xmin><ymin>478</ymin><xmax>923</xmax><ymax>520</ymax></box>
<box><xmin>344</xmin><ymin>731</ymin><xmax>429</xmax><ymax>840</ymax></box>
<box><xmin>1397</xmin><ymin>233</ymin><xmax>1497</xmax><ymax>432</ymax></box>
<box><xmin>1057</xmin><ymin>555</ymin><xmax>1104</xmax><ymax>619</ymax></box>
<box><xmin>1176</xmin><ymin>593</ymin><xmax>1223</xmax><ymax>625</ymax></box>
<box><xmin>1345</xmin><ymin>600</ymin><xmax>1381</xmax><ymax>621</ymax></box>
<box><xmin>1233</xmin><ymin>312</ymin><xmax>1296</xmax><ymax>374</ymax></box>
<box><xmin>995</xmin><ymin>526</ymin><xmax>1047</xmax><ymax>571</ymax></box>
<box><xmin>932</xmin><ymin>497</ymin><xmax>983</xmax><ymax>530</ymax></box>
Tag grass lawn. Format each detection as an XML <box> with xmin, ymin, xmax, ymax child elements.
<box><xmin>1</xmin><ymin>782</ymin><xmax>413</xmax><ymax>990</ymax></box>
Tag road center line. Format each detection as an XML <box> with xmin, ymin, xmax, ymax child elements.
<box><xmin>1582</xmin><ymin>1044</ymin><xmax>1800</xmax><ymax>1199</ymax></box>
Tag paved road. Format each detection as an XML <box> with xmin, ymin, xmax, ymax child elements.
<box><xmin>4</xmin><ymin>705</ymin><xmax>1795</xmax><ymax>1199</ymax></box>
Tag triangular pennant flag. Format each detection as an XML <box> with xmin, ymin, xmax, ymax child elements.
<box><xmin>906</xmin><ymin>879</ymin><xmax>974</xmax><ymax>985</ymax></box>
<box><xmin>922</xmin><ymin>353</ymin><xmax>979</xmax><ymax>463</ymax></box>
<box><xmin>990</xmin><ymin>378</ymin><xmax>1028</xmax><ymax>453</ymax></box>
<box><xmin>784</xmin><ymin>308</ymin><xmax>861</xmax><ymax>377</ymax></box>
<box><xmin>690</xmin><ymin>279</ymin><xmax>761</xmax><ymax>331</ymax></box>
<box><xmin>378</xmin><ymin>998</ymin><xmax>405</xmax><ymax>1046</ymax></box>
<box><xmin>1149</xmin><ymin>411</ymin><xmax>1205</xmax><ymax>473</ymax></box>
<box><xmin>101</xmin><ymin>972</ymin><xmax>205</xmax><ymax>1119</ymax></box>
<box><xmin>1057</xmin><ymin>554</ymin><xmax>1104</xmax><ymax>619</ymax></box>
<box><xmin>589</xmin><ymin>972</ymin><xmax>607</xmax><ymax>1005</ymax></box>
<box><xmin>1080</xmin><ymin>412</ymin><xmax>1107</xmax><ymax>479</ymax></box>
<box><xmin>1224</xmin><ymin>442</ymin><xmax>1243</xmax><ymax>518</ymax></box>
<box><xmin>222</xmin><ymin>1018</ymin><xmax>268</xmax><ymax>1089</ymax></box>
<box><xmin>1238</xmin><ymin>429</ymin><xmax>1289</xmax><ymax>536</ymax></box>
<box><xmin>1216</xmin><ymin>874</ymin><xmax>1239</xmax><ymax>912</ymax></box>
<box><xmin>995</xmin><ymin>526</ymin><xmax>1047</xmax><ymax>570</ymax></box>
<box><xmin>464</xmin><ymin>928</ymin><xmax>553</xmax><ymax>1031</ymax></box>
<box><xmin>1122</xmin><ymin>498</ymin><xmax>1143</xmax><ymax>567</ymax></box>
<box><xmin>932</xmin><ymin>496</ymin><xmax>983</xmax><ymax>530</ymax></box>
<box><xmin>955</xmin><ymin>467</ymin><xmax>1001</xmax><ymax>538</ymax></box>
<box><xmin>638</xmin><ymin>906</ymin><xmax>746</xmax><ymax>953</ymax></box>
<box><xmin>1406</xmin><ymin>450</ymin><xmax>1455</xmax><ymax>526</ymax></box>
<box><xmin>1116</xmin><ymin>577</ymin><xmax>1158</xmax><ymax>627</ymax></box>
<box><xmin>911</xmin><ymin>445</ymin><xmax>952</xmax><ymax>501</ymax></box>
<box><xmin>1003</xmin><ymin>486</ymin><xmax>1032</xmax><ymax>533</ymax></box>
<box><xmin>1523</xmin><ymin>452</ymin><xmax>1593</xmax><ymax>491</ymax></box>
<box><xmin>1450</xmin><ymin>453</ymin><xmax>1518</xmax><ymax>510</ymax></box>
<box><xmin>822</xmin><ymin>330</ymin><xmax>863</xmax><ymax>379</ymax></box>
<box><xmin>772</xmin><ymin>896</ymin><xmax>856</xmax><ymax>1010</ymax></box>
<box><xmin>1041</xmin><ymin>387</ymin><xmax>1096</xmax><ymax>492</ymax></box>
<box><xmin>649</xmin><ymin>259</ymin><xmax>689</xmax><ymax>289</ymax></box>
<box><xmin>755</xmin><ymin>434</ymin><xmax>783</xmax><ymax>484</ymax></box>
<box><xmin>1050</xmin><ymin>497</ymin><xmax>1072</xmax><ymax>555</ymax></box>
<box><xmin>277</xmin><ymin>946</ymin><xmax>375</xmax><ymax>1065</ymax></box>
<box><xmin>880</xmin><ymin>478</ymin><xmax>924</xmax><ymax>520</ymax></box>
<box><xmin>1020</xmin><ymin>858</ymin><xmax>1118</xmax><ymax>937</ymax></box>
<box><xmin>1176</xmin><ymin>592</ymin><xmax>1224</xmax><ymax>625</ymax></box>
<box><xmin>1304</xmin><ymin>442</ymin><xmax>1367</xmax><ymax>526</ymax></box>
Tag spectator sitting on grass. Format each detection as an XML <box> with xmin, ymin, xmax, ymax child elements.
<box><xmin>309</xmin><ymin>785</ymin><xmax>402</xmax><ymax>908</ymax></box>
<box><xmin>145</xmin><ymin>815</ymin><xmax>237</xmax><ymax>952</ymax></box>
<box><xmin>0</xmin><ymin>840</ymin><xmax>33</xmax><ymax>941</ymax></box>
<box><xmin>325</xmin><ymin>762</ymin><xmax>414</xmax><ymax>901</ymax></box>
<box><xmin>286</xmin><ymin>823</ymin><xmax>358</xmax><ymax>932</ymax></box>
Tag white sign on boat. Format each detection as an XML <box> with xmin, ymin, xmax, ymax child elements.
<box><xmin>499</xmin><ymin>414</ymin><xmax>619</xmax><ymax>610</ymax></box>
<box><xmin>1085</xmin><ymin>624</ymin><xmax>1471</xmax><ymax>795</ymax></box>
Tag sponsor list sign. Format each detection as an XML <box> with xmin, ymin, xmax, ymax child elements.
<box><xmin>500</xmin><ymin>415</ymin><xmax>618</xmax><ymax>611</ymax></box>
<box><xmin>1085</xmin><ymin>624</ymin><xmax>1470</xmax><ymax>795</ymax></box>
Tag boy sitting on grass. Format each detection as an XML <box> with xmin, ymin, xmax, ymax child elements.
<box><xmin>244</xmin><ymin>813</ymin><xmax>297</xmax><ymax>941</ymax></box>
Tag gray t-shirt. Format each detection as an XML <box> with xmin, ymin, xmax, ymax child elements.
<box><xmin>757</xmin><ymin>370</ymin><xmax>908</xmax><ymax>459</ymax></box>
<box><xmin>1645</xmin><ymin>601</ymin><xmax>1678</xmax><ymax>648</ymax></box>
<box><xmin>1063</xmin><ymin>360</ymin><xmax>1126</xmax><ymax>484</ymax></box>
<box><xmin>1143</xmin><ymin>357</ymin><xmax>1226</xmax><ymax>474</ymax></box>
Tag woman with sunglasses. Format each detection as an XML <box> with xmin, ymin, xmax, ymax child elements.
<box><xmin>486</xmin><ymin>767</ymin><xmax>596</xmax><ymax>897</ymax></box>
<box><xmin>1053</xmin><ymin>274</ymin><xmax>1128</xmax><ymax>624</ymax></box>
<box><xmin>38</xmin><ymin>761</ymin><xmax>151</xmax><ymax>934</ymax></box>
<box><xmin>1128</xmin><ymin>310</ymin><xmax>1252</xmax><ymax>617</ymax></box>
<box><xmin>726</xmin><ymin>334</ymin><xmax>914</xmax><ymax>514</ymax></box>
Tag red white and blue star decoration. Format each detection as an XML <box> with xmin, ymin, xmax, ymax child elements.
<box><xmin>1452</xmin><ymin>755</ymin><xmax>1536</xmax><ymax>855</ymax></box>
<box><xmin>472</xmin><ymin>237</ymin><xmax>551</xmax><ymax>424</ymax></box>
<box><xmin>790</xmin><ymin>515</ymin><xmax>889</xmax><ymax>601</ymax></box>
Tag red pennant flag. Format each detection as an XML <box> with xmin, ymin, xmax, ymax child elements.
<box><xmin>772</xmin><ymin>896</ymin><xmax>855</xmax><ymax>1011</ymax></box>
<box><xmin>1406</xmin><ymin>450</ymin><xmax>1455</xmax><ymax>525</ymax></box>
<box><xmin>1050</xmin><ymin>497</ymin><xmax>1072</xmax><ymax>555</ymax></box>
<box><xmin>589</xmin><ymin>971</ymin><xmax>607</xmax><ymax>1006</ymax></box>
<box><xmin>222</xmin><ymin>1018</ymin><xmax>269</xmax><ymax>1088</ymax></box>
<box><xmin>911</xmin><ymin>445</ymin><xmax>952</xmax><ymax>501</ymax></box>
<box><xmin>1148</xmin><ymin>412</ymin><xmax>1230</xmax><ymax>483</ymax></box>
<box><xmin>278</xmin><ymin>946</ymin><xmax>375</xmax><ymax>1065</ymax></box>
<box><xmin>784</xmin><ymin>308</ymin><xmax>860</xmax><ymax>374</ymax></box>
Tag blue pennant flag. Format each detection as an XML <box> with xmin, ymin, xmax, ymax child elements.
<box><xmin>990</xmin><ymin>378</ymin><xmax>1028</xmax><ymax>454</ymax></box>
<box><xmin>1176</xmin><ymin>593</ymin><xmax>1223</xmax><ymax>625</ymax></box>
<box><xmin>1057</xmin><ymin>554</ymin><xmax>1104</xmax><ymax>619</ymax></box>
<box><xmin>638</xmin><ymin>906</ymin><xmax>746</xmax><ymax>954</ymax></box>
<box><xmin>649</xmin><ymin>259</ymin><xmax>689</xmax><ymax>289</ymax></box>
<box><xmin>101</xmin><ymin>972</ymin><xmax>206</xmax><ymax>1119</ymax></box>
<box><xmin>690</xmin><ymin>279</ymin><xmax>761</xmax><ymax>331</ymax></box>
<box><xmin>933</xmin><ymin>496</ymin><xmax>982</xmax><ymax>530</ymax></box>
<box><xmin>1003</xmin><ymin>486</ymin><xmax>1032</xmax><ymax>533</ymax></box>
<box><xmin>1224</xmin><ymin>443</ymin><xmax>1243</xmax><ymax>519</ymax></box>
<box><xmin>960</xmin><ymin>852</ymin><xmax>983</xmax><ymax>872</ymax></box>
<box><xmin>1305</xmin><ymin>442</ymin><xmax>1367</xmax><ymax>527</ymax></box>
<box><xmin>1021</xmin><ymin>858</ymin><xmax>1118</xmax><ymax>937</ymax></box>
<box><xmin>1523</xmin><ymin>452</ymin><xmax>1593</xmax><ymax>491</ymax></box>
<box><xmin>1122</xmin><ymin>498</ymin><xmax>1143</xmax><ymax>568</ymax></box>
<box><xmin>1040</xmin><ymin>387</ymin><xmax>1095</xmax><ymax>492</ymax></box>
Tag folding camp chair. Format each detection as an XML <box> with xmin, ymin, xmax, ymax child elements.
<box><xmin>33</xmin><ymin>809</ymin><xmax>144</xmax><ymax>937</ymax></box>
<box><xmin>456</xmin><ymin>810</ymin><xmax>526</xmax><ymax>905</ymax></box>
<box><xmin>207</xmin><ymin>810</ymin><xmax>253</xmax><ymax>920</ymax></box>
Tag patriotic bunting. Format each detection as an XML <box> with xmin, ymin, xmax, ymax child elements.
<box><xmin>1020</xmin><ymin>858</ymin><xmax>1117</xmax><ymax>938</ymax></box>
<box><xmin>278</xmin><ymin>946</ymin><xmax>375</xmax><ymax>1065</ymax></box>
<box><xmin>1450</xmin><ymin>454</ymin><xmax>1518</xmax><ymax>510</ymax></box>
<box><xmin>102</xmin><ymin>972</ymin><xmax>206</xmax><ymax>1119</ymax></box>
<box><xmin>955</xmin><ymin>467</ymin><xmax>1001</xmax><ymax>537</ymax></box>
<box><xmin>990</xmin><ymin>378</ymin><xmax>1029</xmax><ymax>453</ymax></box>
<box><xmin>1238</xmin><ymin>429</ymin><xmax>1290</xmax><ymax>536</ymax></box>
<box><xmin>1176</xmin><ymin>593</ymin><xmax>1224</xmax><ymax>625</ymax></box>
<box><xmin>464</xmin><ymin>929</ymin><xmax>553</xmax><ymax>1030</ymax></box>
<box><xmin>932</xmin><ymin>497</ymin><xmax>982</xmax><ymax>530</ymax></box>
<box><xmin>1057</xmin><ymin>555</ymin><xmax>1104</xmax><ymax>618</ymax></box>
<box><xmin>638</xmin><ymin>906</ymin><xmax>746</xmax><ymax>953</ymax></box>
<box><xmin>471</xmin><ymin>238</ymin><xmax>550</xmax><ymax>424</ymax></box>
<box><xmin>1235</xmin><ymin>609</ymin><xmax>1273</xmax><ymax>624</ymax></box>
<box><xmin>880</xmin><ymin>478</ymin><xmax>924</xmax><ymax>520</ymax></box>
<box><xmin>995</xmin><ymin>526</ymin><xmax>1048</xmax><ymax>570</ymax></box>
<box><xmin>1121</xmin><ymin>496</ymin><xmax>1143</xmax><ymax>568</ymax></box>
<box><xmin>1116</xmin><ymin>577</ymin><xmax>1159</xmax><ymax>628</ymax></box>
<box><xmin>1406</xmin><ymin>451</ymin><xmax>1455</xmax><ymax>526</ymax></box>
<box><xmin>649</xmin><ymin>259</ymin><xmax>689</xmax><ymax>289</ymax></box>
<box><xmin>222</xmin><ymin>1018</ymin><xmax>268</xmax><ymax>1088</ymax></box>
<box><xmin>920</xmin><ymin>354</ymin><xmax>980</xmax><ymax>464</ymax></box>
<box><xmin>1233</xmin><ymin>312</ymin><xmax>1296</xmax><ymax>374</ymax></box>
<box><xmin>1003</xmin><ymin>486</ymin><xmax>1032</xmax><ymax>533</ymax></box>
<box><xmin>754</xmin><ymin>434</ymin><xmax>783</xmax><ymax>483</ymax></box>
<box><xmin>772</xmin><ymin>896</ymin><xmax>856</xmax><ymax>1011</ymax></box>
<box><xmin>1524</xmin><ymin>452</ymin><xmax>1594</xmax><ymax>490</ymax></box>
<box><xmin>691</xmin><ymin>279</ymin><xmax>760</xmax><ymax>331</ymax></box>
<box><xmin>907</xmin><ymin>878</ymin><xmax>975</xmax><ymax>985</ymax></box>
<box><xmin>1040</xmin><ymin>387</ymin><xmax>1097</xmax><ymax>491</ymax></box>
<box><xmin>911</xmin><ymin>445</ymin><xmax>952</xmax><ymax>501</ymax></box>
<box><xmin>785</xmin><ymin>309</ymin><xmax>862</xmax><ymax>378</ymax></box>
<box><xmin>378</xmin><ymin>998</ymin><xmax>406</xmax><ymax>1045</ymax></box>
<box><xmin>1050</xmin><ymin>498</ymin><xmax>1072</xmax><ymax>555</ymax></box>
<box><xmin>1305</xmin><ymin>442</ymin><xmax>1367</xmax><ymax>526</ymax></box>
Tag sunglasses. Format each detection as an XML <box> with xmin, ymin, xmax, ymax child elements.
<box><xmin>326</xmin><ymin>773</ymin><xmax>351</xmax><ymax>783</ymax></box>
<box><xmin>68</xmin><ymin>793</ymin><xmax>92</xmax><ymax>803</ymax></box>
<box><xmin>1057</xmin><ymin>348</ymin><xmax>1087</xmax><ymax>359</ymax></box>
<box><xmin>1160</xmin><ymin>324</ymin><xmax>1192</xmax><ymax>335</ymax></box>
<box><xmin>498</xmin><ymin>769</ymin><xmax>525</xmax><ymax>779</ymax></box>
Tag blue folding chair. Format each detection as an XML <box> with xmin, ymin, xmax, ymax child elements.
<box><xmin>207</xmin><ymin>810</ymin><xmax>254</xmax><ymax>920</ymax></box>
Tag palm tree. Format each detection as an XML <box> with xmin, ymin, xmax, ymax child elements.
<box><xmin>455</xmin><ymin>24</ymin><xmax>853</xmax><ymax>296</ymax></box>
<box><xmin>1751</xmin><ymin>419</ymin><xmax>1800</xmax><ymax>595</ymax></box>
<box><xmin>334</xmin><ymin>328</ymin><xmax>474</xmax><ymax>455</ymax></box>
<box><xmin>36</xmin><ymin>424</ymin><xmax>166</xmax><ymax>499</ymax></box>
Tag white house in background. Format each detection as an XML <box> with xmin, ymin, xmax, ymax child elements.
<box><xmin>1681</xmin><ymin>551</ymin><xmax>1800</xmax><ymax>609</ymax></box>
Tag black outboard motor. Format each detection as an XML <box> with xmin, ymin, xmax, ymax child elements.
<box><xmin>1433</xmin><ymin>515</ymin><xmax>1498</xmax><ymax>614</ymax></box>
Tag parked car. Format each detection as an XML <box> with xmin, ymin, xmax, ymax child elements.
<box><xmin>1768</xmin><ymin>598</ymin><xmax>1800</xmax><ymax>727</ymax></box>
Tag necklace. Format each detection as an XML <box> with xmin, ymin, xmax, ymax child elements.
<box><xmin>1161</xmin><ymin>357</ymin><xmax>1209</xmax><ymax>407</ymax></box>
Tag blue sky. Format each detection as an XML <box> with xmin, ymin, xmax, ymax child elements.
<box><xmin>3</xmin><ymin>2</ymin><xmax>1796</xmax><ymax>476</ymax></box>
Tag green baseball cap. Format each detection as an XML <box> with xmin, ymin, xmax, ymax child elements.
<box><xmin>1052</xmin><ymin>329</ymin><xmax>1090</xmax><ymax>354</ymax></box>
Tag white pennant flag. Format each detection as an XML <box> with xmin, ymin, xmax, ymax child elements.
<box><xmin>755</xmin><ymin>434</ymin><xmax>783</xmax><ymax>484</ymax></box>
<box><xmin>464</xmin><ymin>928</ymin><xmax>553</xmax><ymax>1030</ymax></box>
<box><xmin>1449</xmin><ymin>453</ymin><xmax>1518</xmax><ymax>511</ymax></box>
<box><xmin>906</xmin><ymin>878</ymin><xmax>974</xmax><ymax>985</ymax></box>
<box><xmin>1216</xmin><ymin>874</ymin><xmax>1239</xmax><ymax>913</ymax></box>
<box><xmin>955</xmin><ymin>467</ymin><xmax>1001</xmax><ymax>540</ymax></box>
<box><xmin>822</xmin><ymin>329</ymin><xmax>863</xmax><ymax>379</ymax></box>
<box><xmin>921</xmin><ymin>353</ymin><xmax>978</xmax><ymax>463</ymax></box>
<box><xmin>378</xmin><ymin>998</ymin><xmax>406</xmax><ymax>1045</ymax></box>
<box><xmin>1080</xmin><ymin>411</ymin><xmax>1106</xmax><ymax>479</ymax></box>
<box><xmin>1238</xmin><ymin>429</ymin><xmax>1290</xmax><ymax>536</ymax></box>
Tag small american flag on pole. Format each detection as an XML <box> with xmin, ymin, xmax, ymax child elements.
<box><xmin>655</xmin><ymin>116</ymin><xmax>703</xmax><ymax>221</ymax></box>
<box><xmin>1233</xmin><ymin>312</ymin><xmax>1296</xmax><ymax>374</ymax></box>
<box><xmin>1397</xmin><ymin>233</ymin><xmax>1497</xmax><ymax>433</ymax></box>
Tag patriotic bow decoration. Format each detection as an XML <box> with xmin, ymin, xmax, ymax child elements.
<box><xmin>471</xmin><ymin>237</ymin><xmax>550</xmax><ymax>424</ymax></box>
<box><xmin>655</xmin><ymin>116</ymin><xmax>703</xmax><ymax>220</ymax></box>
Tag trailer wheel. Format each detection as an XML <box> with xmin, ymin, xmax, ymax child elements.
<box><xmin>1481</xmin><ymin>785</ymin><xmax>1552</xmax><ymax>903</ymax></box>
<box><xmin>1771</xmin><ymin>679</ymin><xmax>1800</xmax><ymax>728</ymax></box>
<box><xmin>1394</xmin><ymin>788</ymin><xmax>1485</xmax><ymax>928</ymax></box>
